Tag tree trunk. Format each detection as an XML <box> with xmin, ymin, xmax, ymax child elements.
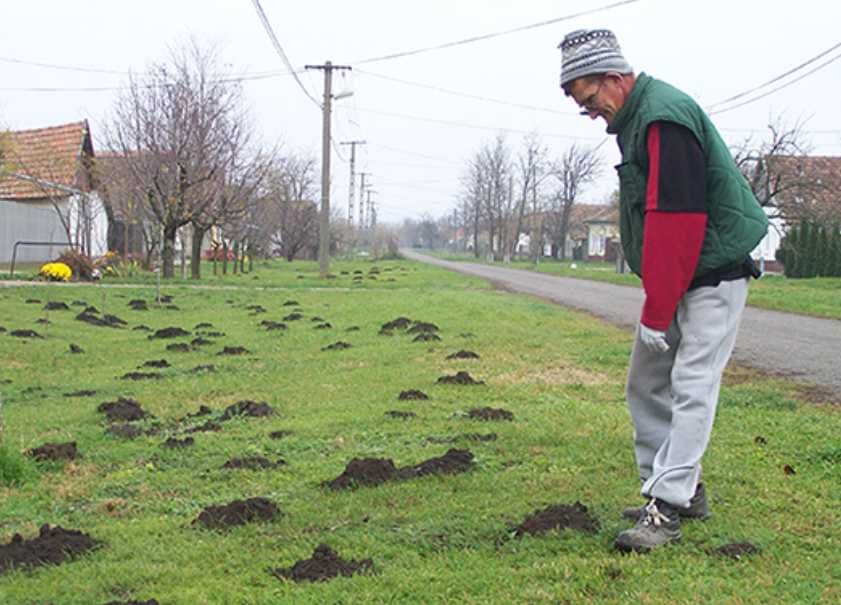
<box><xmin>161</xmin><ymin>225</ymin><xmax>178</xmax><ymax>278</ymax></box>
<box><xmin>222</xmin><ymin>241</ymin><xmax>229</xmax><ymax>275</ymax></box>
<box><xmin>232</xmin><ymin>240</ymin><xmax>239</xmax><ymax>274</ymax></box>
<box><xmin>191</xmin><ymin>224</ymin><xmax>207</xmax><ymax>280</ymax></box>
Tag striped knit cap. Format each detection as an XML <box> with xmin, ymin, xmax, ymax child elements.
<box><xmin>559</xmin><ymin>29</ymin><xmax>632</xmax><ymax>87</ymax></box>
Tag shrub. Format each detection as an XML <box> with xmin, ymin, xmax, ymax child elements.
<box><xmin>0</xmin><ymin>443</ymin><xmax>36</xmax><ymax>487</ymax></box>
<box><xmin>56</xmin><ymin>249</ymin><xmax>95</xmax><ymax>280</ymax></box>
<box><xmin>39</xmin><ymin>261</ymin><xmax>72</xmax><ymax>282</ymax></box>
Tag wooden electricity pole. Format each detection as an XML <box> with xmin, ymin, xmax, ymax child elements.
<box><xmin>305</xmin><ymin>61</ymin><xmax>351</xmax><ymax>278</ymax></box>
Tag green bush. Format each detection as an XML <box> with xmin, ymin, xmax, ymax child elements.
<box><xmin>780</xmin><ymin>221</ymin><xmax>841</xmax><ymax>278</ymax></box>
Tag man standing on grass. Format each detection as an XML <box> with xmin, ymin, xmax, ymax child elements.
<box><xmin>558</xmin><ymin>29</ymin><xmax>768</xmax><ymax>552</ymax></box>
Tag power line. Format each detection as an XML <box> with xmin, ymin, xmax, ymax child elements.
<box><xmin>710</xmin><ymin>50</ymin><xmax>841</xmax><ymax>116</ymax></box>
<box><xmin>249</xmin><ymin>0</ymin><xmax>321</xmax><ymax>107</ymax></box>
<box><xmin>355</xmin><ymin>69</ymin><xmax>578</xmax><ymax>116</ymax></box>
<box><xmin>708</xmin><ymin>40</ymin><xmax>841</xmax><ymax>109</ymax></box>
<box><xmin>353</xmin><ymin>0</ymin><xmax>641</xmax><ymax>65</ymax></box>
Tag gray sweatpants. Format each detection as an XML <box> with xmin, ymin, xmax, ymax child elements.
<box><xmin>627</xmin><ymin>277</ymin><xmax>749</xmax><ymax>508</ymax></box>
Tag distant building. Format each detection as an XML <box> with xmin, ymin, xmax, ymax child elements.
<box><xmin>0</xmin><ymin>120</ymin><xmax>106</xmax><ymax>264</ymax></box>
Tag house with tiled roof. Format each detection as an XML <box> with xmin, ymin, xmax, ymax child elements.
<box><xmin>0</xmin><ymin>120</ymin><xmax>107</xmax><ymax>264</ymax></box>
<box><xmin>516</xmin><ymin>203</ymin><xmax>619</xmax><ymax>260</ymax></box>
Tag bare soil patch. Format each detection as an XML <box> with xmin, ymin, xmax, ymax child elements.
<box><xmin>269</xmin><ymin>430</ymin><xmax>293</xmax><ymax>440</ymax></box>
<box><xmin>149</xmin><ymin>327</ymin><xmax>190</xmax><ymax>339</ymax></box>
<box><xmin>64</xmin><ymin>389</ymin><xmax>97</xmax><ymax>397</ymax></box>
<box><xmin>413</xmin><ymin>333</ymin><xmax>441</xmax><ymax>342</ymax></box>
<box><xmin>218</xmin><ymin>346</ymin><xmax>249</xmax><ymax>356</ymax></box>
<box><xmin>323</xmin><ymin>341</ymin><xmax>351</xmax><ymax>351</ymax></box>
<box><xmin>283</xmin><ymin>312</ymin><xmax>304</xmax><ymax>321</ymax></box>
<box><xmin>202</xmin><ymin>331</ymin><xmax>225</xmax><ymax>337</ymax></box>
<box><xmin>193</xmin><ymin>497</ymin><xmax>279</xmax><ymax>529</ymax></box>
<box><xmin>191</xmin><ymin>364</ymin><xmax>216</xmax><ymax>374</ymax></box>
<box><xmin>76</xmin><ymin>311</ymin><xmax>126</xmax><ymax>328</ymax></box>
<box><xmin>103</xmin><ymin>600</ymin><xmax>159</xmax><ymax>605</ymax></box>
<box><xmin>36</xmin><ymin>318</ymin><xmax>51</xmax><ymax>325</ymax></box>
<box><xmin>98</xmin><ymin>397</ymin><xmax>149</xmax><ymax>422</ymax></box>
<box><xmin>44</xmin><ymin>302</ymin><xmax>69</xmax><ymax>311</ymax></box>
<box><xmin>314</xmin><ymin>323</ymin><xmax>332</xmax><ymax>330</ymax></box>
<box><xmin>222</xmin><ymin>456</ymin><xmax>286</xmax><ymax>470</ymax></box>
<box><xmin>437</xmin><ymin>371</ymin><xmax>485</xmax><ymax>386</ymax></box>
<box><xmin>27</xmin><ymin>441</ymin><xmax>78</xmax><ymax>462</ymax></box>
<box><xmin>408</xmin><ymin>322</ymin><xmax>439</xmax><ymax>334</ymax></box>
<box><xmin>141</xmin><ymin>359</ymin><xmax>170</xmax><ymax>369</ymax></box>
<box><xmin>712</xmin><ymin>542</ymin><xmax>761</xmax><ymax>560</ymax></box>
<box><xmin>190</xmin><ymin>337</ymin><xmax>214</xmax><ymax>347</ymax></box>
<box><xmin>70</xmin><ymin>343</ymin><xmax>84</xmax><ymax>354</ymax></box>
<box><xmin>129</xmin><ymin>300</ymin><xmax>149</xmax><ymax>311</ymax></box>
<box><xmin>10</xmin><ymin>329</ymin><xmax>43</xmax><ymax>338</ymax></box>
<box><xmin>247</xmin><ymin>305</ymin><xmax>267</xmax><ymax>315</ymax></box>
<box><xmin>398</xmin><ymin>389</ymin><xmax>429</xmax><ymax>401</ymax></box>
<box><xmin>25</xmin><ymin>298</ymin><xmax>41</xmax><ymax>304</ymax></box>
<box><xmin>467</xmin><ymin>407</ymin><xmax>513</xmax><ymax>421</ymax></box>
<box><xmin>166</xmin><ymin>343</ymin><xmax>192</xmax><ymax>353</ymax></box>
<box><xmin>282</xmin><ymin>300</ymin><xmax>300</xmax><ymax>306</ymax></box>
<box><xmin>326</xmin><ymin>449</ymin><xmax>474</xmax><ymax>489</ymax></box>
<box><xmin>398</xmin><ymin>448</ymin><xmax>474</xmax><ymax>479</ymax></box>
<box><xmin>162</xmin><ymin>437</ymin><xmax>194</xmax><ymax>449</ymax></box>
<box><xmin>133</xmin><ymin>325</ymin><xmax>152</xmax><ymax>332</ymax></box>
<box><xmin>0</xmin><ymin>525</ymin><xmax>99</xmax><ymax>575</ymax></box>
<box><xmin>446</xmin><ymin>350</ymin><xmax>480</xmax><ymax>360</ymax></box>
<box><xmin>261</xmin><ymin>321</ymin><xmax>287</xmax><ymax>331</ymax></box>
<box><xmin>121</xmin><ymin>371</ymin><xmax>162</xmax><ymax>381</ymax></box>
<box><xmin>107</xmin><ymin>424</ymin><xmax>143</xmax><ymax>439</ymax></box>
<box><xmin>220</xmin><ymin>400</ymin><xmax>274</xmax><ymax>420</ymax></box>
<box><xmin>385</xmin><ymin>411</ymin><xmax>416</xmax><ymax>419</ymax></box>
<box><xmin>514</xmin><ymin>502</ymin><xmax>600</xmax><ymax>537</ymax></box>
<box><xmin>195</xmin><ymin>322</ymin><xmax>214</xmax><ymax>329</ymax></box>
<box><xmin>271</xmin><ymin>544</ymin><xmax>372</xmax><ymax>583</ymax></box>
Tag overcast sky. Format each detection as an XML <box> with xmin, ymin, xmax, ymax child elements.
<box><xmin>2</xmin><ymin>0</ymin><xmax>840</xmax><ymax>224</ymax></box>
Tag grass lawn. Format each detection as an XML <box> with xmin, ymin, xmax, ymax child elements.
<box><xmin>427</xmin><ymin>250</ymin><xmax>841</xmax><ymax>320</ymax></box>
<box><xmin>0</xmin><ymin>259</ymin><xmax>839</xmax><ymax>604</ymax></box>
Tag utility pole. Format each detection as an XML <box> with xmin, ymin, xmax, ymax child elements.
<box><xmin>305</xmin><ymin>60</ymin><xmax>351</xmax><ymax>278</ymax></box>
<box><xmin>340</xmin><ymin>140</ymin><xmax>366</xmax><ymax>227</ymax></box>
<box><xmin>366</xmin><ymin>189</ymin><xmax>377</xmax><ymax>232</ymax></box>
<box><xmin>358</xmin><ymin>172</ymin><xmax>369</xmax><ymax>229</ymax></box>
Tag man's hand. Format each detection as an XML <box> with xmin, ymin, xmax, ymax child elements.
<box><xmin>639</xmin><ymin>323</ymin><xmax>670</xmax><ymax>353</ymax></box>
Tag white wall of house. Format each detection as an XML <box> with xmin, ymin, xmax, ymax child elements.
<box><xmin>751</xmin><ymin>209</ymin><xmax>784</xmax><ymax>266</ymax></box>
<box><xmin>0</xmin><ymin>193</ymin><xmax>107</xmax><ymax>263</ymax></box>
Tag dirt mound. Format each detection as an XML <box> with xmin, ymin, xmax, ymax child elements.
<box><xmin>247</xmin><ymin>305</ymin><xmax>267</xmax><ymax>314</ymax></box>
<box><xmin>346</xmin><ymin>326</ymin><xmax>360</xmax><ymax>332</ymax></box>
<box><xmin>202</xmin><ymin>331</ymin><xmax>225</xmax><ymax>337</ymax></box>
<box><xmin>72</xmin><ymin>300</ymin><xmax>87</xmax><ymax>307</ymax></box>
<box><xmin>437</xmin><ymin>371</ymin><xmax>485</xmax><ymax>386</ymax></box>
<box><xmin>413</xmin><ymin>333</ymin><xmax>442</xmax><ymax>342</ymax></box>
<box><xmin>195</xmin><ymin>322</ymin><xmax>214</xmax><ymax>329</ymax></box>
<box><xmin>133</xmin><ymin>325</ymin><xmax>152</xmax><ymax>332</ymax></box>
<box><xmin>159</xmin><ymin>295</ymin><xmax>174</xmax><ymax>303</ymax></box>
<box><xmin>326</xmin><ymin>458</ymin><xmax>398</xmax><ymax>489</ymax></box>
<box><xmin>121</xmin><ymin>371</ymin><xmax>162</xmax><ymax>381</ymax></box>
<box><xmin>44</xmin><ymin>301</ymin><xmax>70</xmax><ymax>311</ymax></box>
<box><xmin>129</xmin><ymin>300</ymin><xmax>149</xmax><ymax>311</ymax></box>
<box><xmin>190</xmin><ymin>337</ymin><xmax>214</xmax><ymax>347</ymax></box>
<box><xmin>166</xmin><ymin>343</ymin><xmax>192</xmax><ymax>353</ymax></box>
<box><xmin>83</xmin><ymin>305</ymin><xmax>99</xmax><ymax>314</ymax></box>
<box><xmin>467</xmin><ymin>407</ymin><xmax>513</xmax><ymax>421</ymax></box>
<box><xmin>261</xmin><ymin>321</ymin><xmax>287</xmax><ymax>331</ymax></box>
<box><xmin>218</xmin><ymin>346</ymin><xmax>249</xmax><ymax>356</ymax></box>
<box><xmin>269</xmin><ymin>430</ymin><xmax>293</xmax><ymax>440</ymax></box>
<box><xmin>162</xmin><ymin>437</ymin><xmax>194</xmax><ymax>449</ymax></box>
<box><xmin>107</xmin><ymin>424</ymin><xmax>143</xmax><ymax>439</ymax></box>
<box><xmin>0</xmin><ymin>524</ymin><xmax>99</xmax><ymax>575</ymax></box>
<box><xmin>25</xmin><ymin>298</ymin><xmax>41</xmax><ymax>304</ymax></box>
<box><xmin>220</xmin><ymin>400</ymin><xmax>274</xmax><ymax>420</ymax></box>
<box><xmin>149</xmin><ymin>327</ymin><xmax>190</xmax><ymax>339</ymax></box>
<box><xmin>311</xmin><ymin>316</ymin><xmax>325</xmax><ymax>322</ymax></box>
<box><xmin>408</xmin><ymin>322</ymin><xmax>439</xmax><ymax>334</ymax></box>
<box><xmin>322</xmin><ymin>341</ymin><xmax>351</xmax><ymax>351</ymax></box>
<box><xmin>314</xmin><ymin>323</ymin><xmax>332</xmax><ymax>330</ymax></box>
<box><xmin>446</xmin><ymin>350</ymin><xmax>480</xmax><ymax>360</ymax></box>
<box><xmin>398</xmin><ymin>448</ymin><xmax>474</xmax><ymax>479</ymax></box>
<box><xmin>64</xmin><ymin>389</ymin><xmax>97</xmax><ymax>397</ymax></box>
<box><xmin>398</xmin><ymin>389</ymin><xmax>429</xmax><ymax>401</ymax></box>
<box><xmin>222</xmin><ymin>456</ymin><xmax>286</xmax><ymax>470</ymax></box>
<box><xmin>36</xmin><ymin>318</ymin><xmax>51</xmax><ymax>325</ymax></box>
<box><xmin>271</xmin><ymin>544</ymin><xmax>372</xmax><ymax>583</ymax></box>
<box><xmin>76</xmin><ymin>311</ymin><xmax>125</xmax><ymax>328</ymax></box>
<box><xmin>282</xmin><ymin>300</ymin><xmax>300</xmax><ymax>306</ymax></box>
<box><xmin>10</xmin><ymin>329</ymin><xmax>43</xmax><ymax>338</ymax></box>
<box><xmin>70</xmin><ymin>343</ymin><xmax>84</xmax><ymax>354</ymax></box>
<box><xmin>27</xmin><ymin>441</ymin><xmax>78</xmax><ymax>462</ymax></box>
<box><xmin>98</xmin><ymin>397</ymin><xmax>148</xmax><ymax>422</ymax></box>
<box><xmin>514</xmin><ymin>502</ymin><xmax>600</xmax><ymax>537</ymax></box>
<box><xmin>191</xmin><ymin>364</ymin><xmax>216</xmax><ymax>373</ymax></box>
<box><xmin>382</xmin><ymin>317</ymin><xmax>413</xmax><ymax>331</ymax></box>
<box><xmin>712</xmin><ymin>542</ymin><xmax>761</xmax><ymax>560</ymax></box>
<box><xmin>385</xmin><ymin>411</ymin><xmax>416</xmax><ymax>419</ymax></box>
<box><xmin>180</xmin><ymin>405</ymin><xmax>213</xmax><ymax>420</ymax></box>
<box><xmin>141</xmin><ymin>359</ymin><xmax>170</xmax><ymax>369</ymax></box>
<box><xmin>193</xmin><ymin>497</ymin><xmax>279</xmax><ymax>529</ymax></box>
<box><xmin>283</xmin><ymin>312</ymin><xmax>304</xmax><ymax>321</ymax></box>
<box><xmin>103</xmin><ymin>600</ymin><xmax>159</xmax><ymax>605</ymax></box>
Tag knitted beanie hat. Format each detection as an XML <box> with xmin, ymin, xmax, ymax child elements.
<box><xmin>559</xmin><ymin>29</ymin><xmax>633</xmax><ymax>87</ymax></box>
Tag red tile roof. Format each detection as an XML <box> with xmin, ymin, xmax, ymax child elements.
<box><xmin>765</xmin><ymin>155</ymin><xmax>841</xmax><ymax>214</ymax></box>
<box><xmin>0</xmin><ymin>121</ymin><xmax>94</xmax><ymax>200</ymax></box>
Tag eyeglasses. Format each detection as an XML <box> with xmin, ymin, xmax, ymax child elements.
<box><xmin>577</xmin><ymin>79</ymin><xmax>605</xmax><ymax>115</ymax></box>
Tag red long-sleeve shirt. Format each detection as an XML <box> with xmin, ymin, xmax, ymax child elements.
<box><xmin>640</xmin><ymin>122</ymin><xmax>708</xmax><ymax>331</ymax></box>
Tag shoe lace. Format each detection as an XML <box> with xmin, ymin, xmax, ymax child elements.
<box><xmin>642</xmin><ymin>498</ymin><xmax>672</xmax><ymax>527</ymax></box>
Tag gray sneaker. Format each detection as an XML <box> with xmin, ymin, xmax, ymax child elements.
<box><xmin>621</xmin><ymin>482</ymin><xmax>710</xmax><ymax>521</ymax></box>
<box><xmin>615</xmin><ymin>498</ymin><xmax>682</xmax><ymax>553</ymax></box>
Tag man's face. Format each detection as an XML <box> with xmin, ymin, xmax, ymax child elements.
<box><xmin>566</xmin><ymin>75</ymin><xmax>622</xmax><ymax>126</ymax></box>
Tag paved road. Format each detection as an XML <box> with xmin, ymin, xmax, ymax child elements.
<box><xmin>402</xmin><ymin>249</ymin><xmax>841</xmax><ymax>395</ymax></box>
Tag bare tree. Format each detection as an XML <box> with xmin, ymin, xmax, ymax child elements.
<box><xmin>261</xmin><ymin>153</ymin><xmax>319</xmax><ymax>261</ymax></box>
<box><xmin>105</xmin><ymin>41</ymin><xmax>247</xmax><ymax>278</ymax></box>
<box><xmin>546</xmin><ymin>143</ymin><xmax>603</xmax><ymax>260</ymax></box>
<box><xmin>512</xmin><ymin>133</ymin><xmax>550</xmax><ymax>261</ymax></box>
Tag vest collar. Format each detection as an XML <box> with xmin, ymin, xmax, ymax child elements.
<box><xmin>607</xmin><ymin>72</ymin><xmax>651</xmax><ymax>135</ymax></box>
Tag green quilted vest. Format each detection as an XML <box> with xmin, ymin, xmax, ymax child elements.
<box><xmin>608</xmin><ymin>73</ymin><xmax>768</xmax><ymax>277</ymax></box>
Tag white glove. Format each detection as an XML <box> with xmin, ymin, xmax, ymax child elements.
<box><xmin>639</xmin><ymin>323</ymin><xmax>670</xmax><ymax>353</ymax></box>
